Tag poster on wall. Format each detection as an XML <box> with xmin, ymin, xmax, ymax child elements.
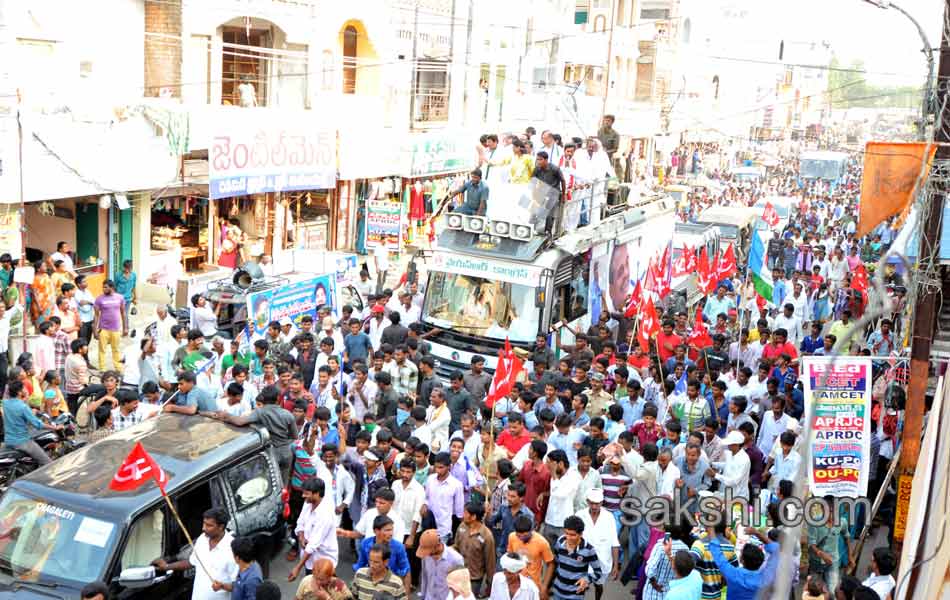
<box><xmin>365</xmin><ymin>200</ymin><xmax>402</xmax><ymax>251</ymax></box>
<box><xmin>244</xmin><ymin>275</ymin><xmax>335</xmax><ymax>340</ymax></box>
<box><xmin>209</xmin><ymin>111</ymin><xmax>337</xmax><ymax>199</ymax></box>
<box><xmin>802</xmin><ymin>356</ymin><xmax>873</xmax><ymax>498</ymax></box>
<box><xmin>0</xmin><ymin>212</ymin><xmax>21</xmax><ymax>259</ymax></box>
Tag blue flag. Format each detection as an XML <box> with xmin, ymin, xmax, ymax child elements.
<box><xmin>673</xmin><ymin>369</ymin><xmax>688</xmax><ymax>395</ymax></box>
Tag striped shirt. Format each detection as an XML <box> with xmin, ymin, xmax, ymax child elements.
<box><xmin>690</xmin><ymin>536</ymin><xmax>738</xmax><ymax>600</ymax></box>
<box><xmin>551</xmin><ymin>536</ymin><xmax>603</xmax><ymax>600</ymax></box>
<box><xmin>599</xmin><ymin>468</ymin><xmax>631</xmax><ymax>512</ymax></box>
<box><xmin>351</xmin><ymin>567</ymin><xmax>406</xmax><ymax>600</ymax></box>
<box><xmin>644</xmin><ymin>539</ymin><xmax>689</xmax><ymax>600</ymax></box>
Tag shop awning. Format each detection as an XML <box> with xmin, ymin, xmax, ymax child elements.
<box><xmin>12</xmin><ymin>108</ymin><xmax>181</xmax><ymax>204</ymax></box>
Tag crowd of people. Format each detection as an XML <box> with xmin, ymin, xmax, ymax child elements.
<box><xmin>20</xmin><ymin>137</ymin><xmax>906</xmax><ymax>600</ymax></box>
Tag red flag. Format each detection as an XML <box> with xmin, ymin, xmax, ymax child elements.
<box><xmin>485</xmin><ymin>338</ymin><xmax>523</xmax><ymax>409</ymax></box>
<box><xmin>851</xmin><ymin>263</ymin><xmax>870</xmax><ymax>294</ymax></box>
<box><xmin>688</xmin><ymin>307</ymin><xmax>713</xmax><ymax>349</ymax></box>
<box><xmin>642</xmin><ymin>256</ymin><xmax>659</xmax><ymax>293</ymax></box>
<box><xmin>637</xmin><ymin>297</ymin><xmax>660</xmax><ymax>352</ymax></box>
<box><xmin>716</xmin><ymin>244</ymin><xmax>737</xmax><ymax>280</ymax></box>
<box><xmin>761</xmin><ymin>202</ymin><xmax>780</xmax><ymax>227</ymax></box>
<box><xmin>696</xmin><ymin>246</ymin><xmax>717</xmax><ymax>296</ymax></box>
<box><xmin>624</xmin><ymin>279</ymin><xmax>643</xmax><ymax>318</ymax></box>
<box><xmin>109</xmin><ymin>442</ymin><xmax>167</xmax><ymax>493</ymax></box>
<box><xmin>655</xmin><ymin>247</ymin><xmax>672</xmax><ymax>298</ymax></box>
<box><xmin>683</xmin><ymin>245</ymin><xmax>698</xmax><ymax>272</ymax></box>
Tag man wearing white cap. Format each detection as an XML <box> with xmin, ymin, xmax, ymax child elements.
<box><xmin>490</xmin><ymin>553</ymin><xmax>540</xmax><ymax>600</ymax></box>
<box><xmin>576</xmin><ymin>488</ymin><xmax>620</xmax><ymax>600</ymax></box>
<box><xmin>706</xmin><ymin>431</ymin><xmax>751</xmax><ymax>501</ymax></box>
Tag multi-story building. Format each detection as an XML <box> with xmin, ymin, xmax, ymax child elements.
<box><xmin>0</xmin><ymin>0</ymin><xmax>575</xmax><ymax>309</ymax></box>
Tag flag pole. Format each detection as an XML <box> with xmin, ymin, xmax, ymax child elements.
<box><xmin>158</xmin><ymin>488</ymin><xmax>216</xmax><ymax>582</ymax></box>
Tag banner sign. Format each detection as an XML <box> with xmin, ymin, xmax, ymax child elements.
<box><xmin>802</xmin><ymin>356</ymin><xmax>873</xmax><ymax>497</ymax></box>
<box><xmin>245</xmin><ymin>275</ymin><xmax>335</xmax><ymax>340</ymax></box>
<box><xmin>209</xmin><ymin>111</ymin><xmax>336</xmax><ymax>199</ymax></box>
<box><xmin>365</xmin><ymin>200</ymin><xmax>402</xmax><ymax>250</ymax></box>
<box><xmin>409</xmin><ymin>132</ymin><xmax>473</xmax><ymax>177</ymax></box>
<box><xmin>858</xmin><ymin>142</ymin><xmax>935</xmax><ymax>238</ymax></box>
<box><xmin>0</xmin><ymin>212</ymin><xmax>21</xmax><ymax>259</ymax></box>
<box><xmin>429</xmin><ymin>251</ymin><xmax>543</xmax><ymax>287</ymax></box>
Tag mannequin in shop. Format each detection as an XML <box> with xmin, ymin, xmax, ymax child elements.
<box><xmin>410</xmin><ymin>181</ymin><xmax>425</xmax><ymax>237</ymax></box>
<box><xmin>218</xmin><ymin>218</ymin><xmax>246</xmax><ymax>269</ymax></box>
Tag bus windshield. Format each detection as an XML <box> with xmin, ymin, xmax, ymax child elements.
<box><xmin>0</xmin><ymin>490</ymin><xmax>117</xmax><ymax>585</ymax></box>
<box><xmin>422</xmin><ymin>271</ymin><xmax>540</xmax><ymax>343</ymax></box>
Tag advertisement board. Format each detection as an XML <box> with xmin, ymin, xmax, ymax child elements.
<box><xmin>245</xmin><ymin>275</ymin><xmax>335</xmax><ymax>340</ymax></box>
<box><xmin>209</xmin><ymin>110</ymin><xmax>336</xmax><ymax>199</ymax></box>
<box><xmin>408</xmin><ymin>132</ymin><xmax>474</xmax><ymax>177</ymax></box>
<box><xmin>0</xmin><ymin>211</ymin><xmax>21</xmax><ymax>259</ymax></box>
<box><xmin>365</xmin><ymin>200</ymin><xmax>403</xmax><ymax>250</ymax></box>
<box><xmin>802</xmin><ymin>356</ymin><xmax>873</xmax><ymax>498</ymax></box>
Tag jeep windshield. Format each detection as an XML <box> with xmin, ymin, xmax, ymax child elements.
<box><xmin>0</xmin><ymin>490</ymin><xmax>117</xmax><ymax>585</ymax></box>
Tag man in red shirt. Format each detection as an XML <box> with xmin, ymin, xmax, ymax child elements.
<box><xmin>656</xmin><ymin>320</ymin><xmax>682</xmax><ymax>364</ymax></box>
<box><xmin>518</xmin><ymin>439</ymin><xmax>551</xmax><ymax>525</ymax></box>
<box><xmin>761</xmin><ymin>328</ymin><xmax>799</xmax><ymax>373</ymax></box>
<box><xmin>497</xmin><ymin>413</ymin><xmax>532</xmax><ymax>458</ymax></box>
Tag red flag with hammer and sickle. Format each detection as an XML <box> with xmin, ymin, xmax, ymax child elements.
<box><xmin>109</xmin><ymin>442</ymin><xmax>167</xmax><ymax>493</ymax></box>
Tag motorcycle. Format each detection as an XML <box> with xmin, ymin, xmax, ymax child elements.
<box><xmin>0</xmin><ymin>413</ymin><xmax>86</xmax><ymax>494</ymax></box>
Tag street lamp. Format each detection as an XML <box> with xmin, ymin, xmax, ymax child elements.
<box><xmin>861</xmin><ymin>0</ymin><xmax>935</xmax><ymax>135</ymax></box>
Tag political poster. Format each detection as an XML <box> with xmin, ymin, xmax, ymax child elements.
<box><xmin>245</xmin><ymin>275</ymin><xmax>335</xmax><ymax>340</ymax></box>
<box><xmin>365</xmin><ymin>200</ymin><xmax>402</xmax><ymax>250</ymax></box>
<box><xmin>802</xmin><ymin>356</ymin><xmax>873</xmax><ymax>498</ymax></box>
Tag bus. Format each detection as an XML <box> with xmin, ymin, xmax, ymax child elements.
<box><xmin>412</xmin><ymin>181</ymin><xmax>677</xmax><ymax>375</ymax></box>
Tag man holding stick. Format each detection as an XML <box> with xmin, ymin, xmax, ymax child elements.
<box><xmin>152</xmin><ymin>507</ymin><xmax>237</xmax><ymax>599</ymax></box>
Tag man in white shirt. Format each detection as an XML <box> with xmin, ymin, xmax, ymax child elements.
<box><xmin>395</xmin><ymin>292</ymin><xmax>421</xmax><ymax>325</ymax></box>
<box><xmin>708</xmin><ymin>431</ymin><xmax>750</xmax><ymax>500</ymax></box>
<box><xmin>576</xmin><ymin>488</ymin><xmax>621</xmax><ymax>584</ymax></box>
<box><xmin>367</xmin><ymin>306</ymin><xmax>390</xmax><ymax>349</ymax></box>
<box><xmin>373</xmin><ymin>246</ymin><xmax>390</xmax><ymax>294</ymax></box>
<box><xmin>756</xmin><ymin>395</ymin><xmax>790</xmax><ymax>456</ymax></box>
<box><xmin>541</xmin><ymin>449</ymin><xmax>582</xmax><ymax>549</ymax></box>
<box><xmin>392</xmin><ymin>459</ymin><xmax>426</xmax><ymax>545</ymax></box>
<box><xmin>290</xmin><ymin>478</ymin><xmax>339</xmax><ymax>579</ymax></box>
<box><xmin>773</xmin><ymin>303</ymin><xmax>803</xmax><ymax>348</ymax></box>
<box><xmin>317</xmin><ymin>445</ymin><xmax>355</xmax><ymax>527</ymax></box>
<box><xmin>50</xmin><ymin>241</ymin><xmax>77</xmax><ymax>276</ymax></box>
<box><xmin>152</xmin><ymin>507</ymin><xmax>238</xmax><ymax>600</ymax></box>
<box><xmin>726</xmin><ymin>367</ymin><xmax>760</xmax><ymax>413</ymax></box>
<box><xmin>449</xmin><ymin>416</ymin><xmax>481</xmax><ymax>464</ymax></box>
<box><xmin>862</xmin><ymin>547</ymin><xmax>897</xmax><ymax>600</ymax></box>
<box><xmin>657</xmin><ymin>447</ymin><xmax>681</xmax><ymax>498</ymax></box>
<box><xmin>154</xmin><ymin>304</ymin><xmax>179</xmax><ymax>348</ymax></box>
<box><xmin>351</xmin><ymin>487</ymin><xmax>407</xmax><ymax>541</ymax></box>
<box><xmin>425</xmin><ymin>388</ymin><xmax>451</xmax><ymax>453</ymax></box>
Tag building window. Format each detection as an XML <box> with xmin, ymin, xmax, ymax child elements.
<box><xmin>222</xmin><ymin>27</ymin><xmax>268</xmax><ymax>107</ymax></box>
<box><xmin>640</xmin><ymin>7</ymin><xmax>671</xmax><ymax>19</ymax></box>
<box><xmin>635</xmin><ymin>55</ymin><xmax>655</xmax><ymax>100</ymax></box>
<box><xmin>593</xmin><ymin>15</ymin><xmax>607</xmax><ymax>32</ymax></box>
<box><xmin>413</xmin><ymin>60</ymin><xmax>450</xmax><ymax>123</ymax></box>
<box><xmin>342</xmin><ymin>26</ymin><xmax>358</xmax><ymax>94</ymax></box>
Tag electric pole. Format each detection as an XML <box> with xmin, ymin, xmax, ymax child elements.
<box><xmin>895</xmin><ymin>0</ymin><xmax>949</xmax><ymax>568</ymax></box>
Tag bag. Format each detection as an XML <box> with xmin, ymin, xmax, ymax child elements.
<box><xmin>76</xmin><ymin>398</ymin><xmax>91</xmax><ymax>430</ymax></box>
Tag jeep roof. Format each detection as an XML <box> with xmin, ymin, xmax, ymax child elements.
<box><xmin>12</xmin><ymin>414</ymin><xmax>270</xmax><ymax>521</ymax></box>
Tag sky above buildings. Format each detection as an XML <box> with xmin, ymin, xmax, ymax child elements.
<box><xmin>776</xmin><ymin>0</ymin><xmax>943</xmax><ymax>86</ymax></box>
